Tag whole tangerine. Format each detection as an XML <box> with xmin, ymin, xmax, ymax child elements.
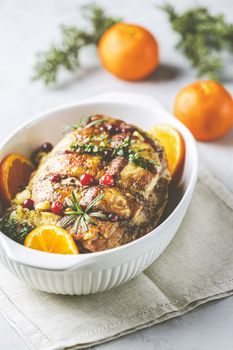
<box><xmin>98</xmin><ymin>22</ymin><xmax>159</xmax><ymax>81</ymax></box>
<box><xmin>174</xmin><ymin>80</ymin><xmax>233</xmax><ymax>141</ymax></box>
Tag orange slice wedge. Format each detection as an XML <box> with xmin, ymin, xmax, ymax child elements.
<box><xmin>24</xmin><ymin>225</ymin><xmax>79</xmax><ymax>254</ymax></box>
<box><xmin>0</xmin><ymin>153</ymin><xmax>34</xmax><ymax>207</ymax></box>
<box><xmin>149</xmin><ymin>124</ymin><xmax>185</xmax><ymax>180</ymax></box>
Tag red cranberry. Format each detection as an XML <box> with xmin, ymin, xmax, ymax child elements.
<box><xmin>51</xmin><ymin>201</ymin><xmax>64</xmax><ymax>215</ymax></box>
<box><xmin>108</xmin><ymin>213</ymin><xmax>119</xmax><ymax>222</ymax></box>
<box><xmin>106</xmin><ymin>124</ymin><xmax>120</xmax><ymax>134</ymax></box>
<box><xmin>100</xmin><ymin>174</ymin><xmax>114</xmax><ymax>186</ymax></box>
<box><xmin>51</xmin><ymin>174</ymin><xmax>61</xmax><ymax>183</ymax></box>
<box><xmin>41</xmin><ymin>142</ymin><xmax>53</xmax><ymax>152</ymax></box>
<box><xmin>23</xmin><ymin>199</ymin><xmax>34</xmax><ymax>210</ymax></box>
<box><xmin>80</xmin><ymin>173</ymin><xmax>94</xmax><ymax>186</ymax></box>
<box><xmin>64</xmin><ymin>149</ymin><xmax>73</xmax><ymax>154</ymax></box>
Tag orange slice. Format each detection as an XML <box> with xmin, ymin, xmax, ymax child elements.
<box><xmin>0</xmin><ymin>153</ymin><xmax>34</xmax><ymax>207</ymax></box>
<box><xmin>149</xmin><ymin>124</ymin><xmax>185</xmax><ymax>180</ymax></box>
<box><xmin>24</xmin><ymin>225</ymin><xmax>79</xmax><ymax>254</ymax></box>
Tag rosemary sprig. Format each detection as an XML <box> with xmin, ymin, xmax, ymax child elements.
<box><xmin>59</xmin><ymin>191</ymin><xmax>106</xmax><ymax>233</ymax></box>
<box><xmin>33</xmin><ymin>4</ymin><xmax>121</xmax><ymax>85</ymax></box>
<box><xmin>63</xmin><ymin>115</ymin><xmax>90</xmax><ymax>134</ymax></box>
<box><xmin>84</xmin><ymin>118</ymin><xmax>106</xmax><ymax>130</ymax></box>
<box><xmin>160</xmin><ymin>4</ymin><xmax>233</xmax><ymax>80</ymax></box>
<box><xmin>63</xmin><ymin>116</ymin><xmax>106</xmax><ymax>134</ymax></box>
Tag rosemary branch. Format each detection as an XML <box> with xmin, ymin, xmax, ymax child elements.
<box><xmin>33</xmin><ymin>4</ymin><xmax>121</xmax><ymax>85</ymax></box>
<box><xmin>59</xmin><ymin>191</ymin><xmax>106</xmax><ymax>233</ymax></box>
<box><xmin>160</xmin><ymin>4</ymin><xmax>233</xmax><ymax>80</ymax></box>
<box><xmin>63</xmin><ymin>116</ymin><xmax>106</xmax><ymax>134</ymax></box>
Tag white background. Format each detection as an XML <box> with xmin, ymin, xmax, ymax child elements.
<box><xmin>0</xmin><ymin>0</ymin><xmax>233</xmax><ymax>349</ymax></box>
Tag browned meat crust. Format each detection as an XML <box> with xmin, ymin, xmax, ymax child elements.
<box><xmin>25</xmin><ymin>115</ymin><xmax>171</xmax><ymax>252</ymax></box>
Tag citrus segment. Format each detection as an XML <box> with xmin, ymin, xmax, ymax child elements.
<box><xmin>24</xmin><ymin>225</ymin><xmax>79</xmax><ymax>254</ymax></box>
<box><xmin>149</xmin><ymin>124</ymin><xmax>185</xmax><ymax>179</ymax></box>
<box><xmin>0</xmin><ymin>154</ymin><xmax>34</xmax><ymax>207</ymax></box>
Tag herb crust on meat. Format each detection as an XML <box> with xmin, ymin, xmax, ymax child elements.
<box><xmin>1</xmin><ymin>115</ymin><xmax>171</xmax><ymax>252</ymax></box>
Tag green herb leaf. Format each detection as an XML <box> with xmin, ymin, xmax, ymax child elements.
<box><xmin>84</xmin><ymin>118</ymin><xmax>106</xmax><ymax>129</ymax></box>
<box><xmin>73</xmin><ymin>216</ymin><xmax>81</xmax><ymax>233</ymax></box>
<box><xmin>160</xmin><ymin>4</ymin><xmax>233</xmax><ymax>80</ymax></box>
<box><xmin>59</xmin><ymin>214</ymin><xmax>76</xmax><ymax>228</ymax></box>
<box><xmin>85</xmin><ymin>193</ymin><xmax>105</xmax><ymax>213</ymax></box>
<box><xmin>65</xmin><ymin>197</ymin><xmax>76</xmax><ymax>211</ymax></box>
<box><xmin>80</xmin><ymin>216</ymin><xmax>88</xmax><ymax>232</ymax></box>
<box><xmin>72</xmin><ymin>191</ymin><xmax>83</xmax><ymax>213</ymax></box>
<box><xmin>63</xmin><ymin>115</ymin><xmax>91</xmax><ymax>134</ymax></box>
<box><xmin>71</xmin><ymin>133</ymin><xmax>158</xmax><ymax>171</ymax></box>
<box><xmin>89</xmin><ymin>211</ymin><xmax>107</xmax><ymax>219</ymax></box>
<box><xmin>0</xmin><ymin>217</ymin><xmax>34</xmax><ymax>244</ymax></box>
<box><xmin>33</xmin><ymin>4</ymin><xmax>121</xmax><ymax>86</ymax></box>
<box><xmin>60</xmin><ymin>191</ymin><xmax>105</xmax><ymax>233</ymax></box>
<box><xmin>83</xmin><ymin>212</ymin><xmax>97</xmax><ymax>226</ymax></box>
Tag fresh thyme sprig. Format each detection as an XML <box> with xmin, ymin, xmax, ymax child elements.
<box><xmin>59</xmin><ymin>191</ymin><xmax>106</xmax><ymax>233</ymax></box>
<box><xmin>111</xmin><ymin>136</ymin><xmax>135</xmax><ymax>157</ymax></box>
<box><xmin>160</xmin><ymin>4</ymin><xmax>233</xmax><ymax>80</ymax></box>
<box><xmin>128</xmin><ymin>152</ymin><xmax>156</xmax><ymax>170</ymax></box>
<box><xmin>71</xmin><ymin>139</ymin><xmax>105</xmax><ymax>155</ymax></box>
<box><xmin>71</xmin><ymin>135</ymin><xmax>157</xmax><ymax>170</ymax></box>
<box><xmin>33</xmin><ymin>4</ymin><xmax>121</xmax><ymax>85</ymax></box>
<box><xmin>110</xmin><ymin>138</ymin><xmax>157</xmax><ymax>170</ymax></box>
<box><xmin>71</xmin><ymin>135</ymin><xmax>133</xmax><ymax>157</ymax></box>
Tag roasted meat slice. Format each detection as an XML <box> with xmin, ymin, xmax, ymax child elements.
<box><xmin>7</xmin><ymin>115</ymin><xmax>171</xmax><ymax>252</ymax></box>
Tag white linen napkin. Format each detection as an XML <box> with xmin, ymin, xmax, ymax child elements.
<box><xmin>0</xmin><ymin>169</ymin><xmax>233</xmax><ymax>350</ymax></box>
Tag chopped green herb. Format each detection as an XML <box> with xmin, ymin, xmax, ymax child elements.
<box><xmin>112</xmin><ymin>136</ymin><xmax>135</xmax><ymax>157</ymax></box>
<box><xmin>71</xmin><ymin>134</ymin><xmax>158</xmax><ymax>171</ymax></box>
<box><xmin>72</xmin><ymin>142</ymin><xmax>105</xmax><ymax>155</ymax></box>
<box><xmin>0</xmin><ymin>217</ymin><xmax>34</xmax><ymax>244</ymax></box>
<box><xmin>128</xmin><ymin>152</ymin><xmax>156</xmax><ymax>170</ymax></box>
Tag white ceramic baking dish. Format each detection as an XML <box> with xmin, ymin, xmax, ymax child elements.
<box><xmin>0</xmin><ymin>92</ymin><xmax>198</xmax><ymax>295</ymax></box>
